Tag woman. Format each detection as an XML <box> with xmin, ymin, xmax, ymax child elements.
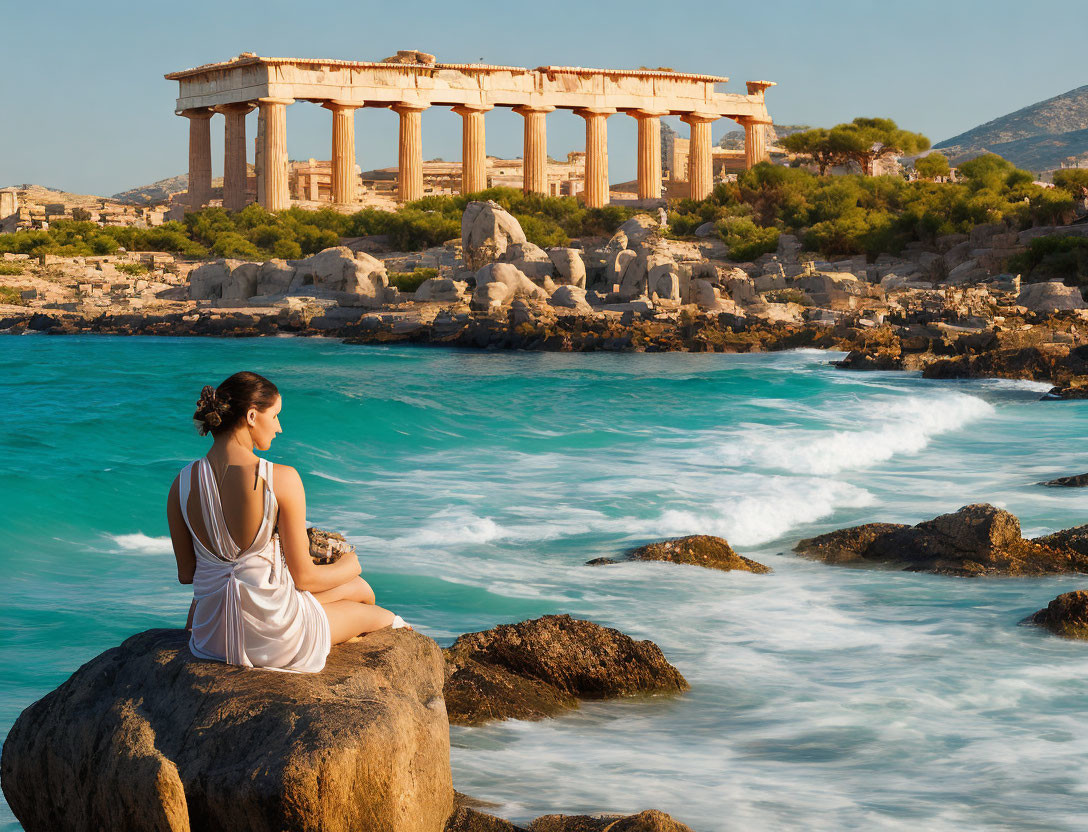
<box><xmin>166</xmin><ymin>371</ymin><xmax>408</xmax><ymax>673</ymax></box>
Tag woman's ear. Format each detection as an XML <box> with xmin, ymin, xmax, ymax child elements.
<box><xmin>247</xmin><ymin>407</ymin><xmax>258</xmax><ymax>427</ymax></box>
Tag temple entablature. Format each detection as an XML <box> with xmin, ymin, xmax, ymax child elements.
<box><xmin>165</xmin><ymin>54</ymin><xmax>775</xmax><ymax>210</ymax></box>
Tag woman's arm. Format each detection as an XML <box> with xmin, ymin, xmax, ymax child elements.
<box><xmin>274</xmin><ymin>464</ymin><xmax>361</xmax><ymax>593</ymax></box>
<box><xmin>166</xmin><ymin>475</ymin><xmax>196</xmax><ymax>585</ymax></box>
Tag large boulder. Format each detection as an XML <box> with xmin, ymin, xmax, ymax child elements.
<box><xmin>505</xmin><ymin>242</ymin><xmax>554</xmax><ymax>280</ymax></box>
<box><xmin>475</xmin><ymin>263</ymin><xmax>547</xmax><ymax>301</ymax></box>
<box><xmin>0</xmin><ymin>628</ymin><xmax>452</xmax><ymax>832</ymax></box>
<box><xmin>1039</xmin><ymin>473</ymin><xmax>1088</xmax><ymax>488</ymax></box>
<box><xmin>588</xmin><ymin>535</ymin><xmax>770</xmax><ymax>573</ymax></box>
<box><xmin>1034</xmin><ymin>524</ymin><xmax>1088</xmax><ymax>557</ymax></box>
<box><xmin>462</xmin><ymin>201</ymin><xmax>527</xmax><ymax>270</ymax></box>
<box><xmin>794</xmin><ymin>504</ymin><xmax>1088</xmax><ymax>576</ymax></box>
<box><xmin>443</xmin><ymin>615</ymin><xmax>688</xmax><ymax>726</ymax></box>
<box><xmin>547</xmin><ymin>248</ymin><xmax>587</xmax><ymax>288</ymax></box>
<box><xmin>615</xmin><ymin>215</ymin><xmax>660</xmax><ymax>247</ymax></box>
<box><xmin>548</xmin><ymin>285</ymin><xmax>591</xmax><ymax>312</ymax></box>
<box><xmin>288</xmin><ymin>247</ymin><xmax>389</xmax><ymax>307</ymax></box>
<box><xmin>1017</xmin><ymin>281</ymin><xmax>1087</xmax><ymax>313</ymax></box>
<box><xmin>415</xmin><ymin>277</ymin><xmax>468</xmax><ymax>303</ymax></box>
<box><xmin>1026</xmin><ymin>591</ymin><xmax>1088</xmax><ymax>639</ymax></box>
<box><xmin>188</xmin><ymin>259</ymin><xmax>242</xmax><ymax>301</ymax></box>
<box><xmin>255</xmin><ymin>259</ymin><xmax>296</xmax><ymax>295</ymax></box>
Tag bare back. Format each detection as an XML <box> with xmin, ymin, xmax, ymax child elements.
<box><xmin>185</xmin><ymin>458</ymin><xmax>272</xmax><ymax>557</ymax></box>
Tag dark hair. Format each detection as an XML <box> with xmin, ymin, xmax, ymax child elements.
<box><xmin>193</xmin><ymin>372</ymin><xmax>279</xmax><ymax>437</ymax></box>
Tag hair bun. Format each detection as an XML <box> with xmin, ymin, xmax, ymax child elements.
<box><xmin>194</xmin><ymin>385</ymin><xmax>232</xmax><ymax>436</ymax></box>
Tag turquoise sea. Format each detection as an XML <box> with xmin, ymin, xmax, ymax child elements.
<box><xmin>1</xmin><ymin>335</ymin><xmax>1087</xmax><ymax>831</ymax></box>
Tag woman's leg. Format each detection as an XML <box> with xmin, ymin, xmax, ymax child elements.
<box><xmin>311</xmin><ymin>575</ymin><xmax>376</xmax><ymax>606</ymax></box>
<box><xmin>322</xmin><ymin>599</ymin><xmax>397</xmax><ymax>644</ymax></box>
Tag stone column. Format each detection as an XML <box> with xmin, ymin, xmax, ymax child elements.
<box><xmin>180</xmin><ymin>108</ymin><xmax>213</xmax><ymax>210</ymax></box>
<box><xmin>741</xmin><ymin>118</ymin><xmax>771</xmax><ymax>168</ymax></box>
<box><xmin>452</xmin><ymin>104</ymin><xmax>492</xmax><ymax>195</ymax></box>
<box><xmin>392</xmin><ymin>104</ymin><xmax>427</xmax><ymax>203</ymax></box>
<box><xmin>323</xmin><ymin>101</ymin><xmax>360</xmax><ymax>205</ymax></box>
<box><xmin>256</xmin><ymin>98</ymin><xmax>293</xmax><ymax>211</ymax></box>
<box><xmin>681</xmin><ymin>112</ymin><xmax>717</xmax><ymax>201</ymax></box>
<box><xmin>575</xmin><ymin>108</ymin><xmax>615</xmax><ymax>208</ymax></box>
<box><xmin>631</xmin><ymin>110</ymin><xmax>668</xmax><ymax>200</ymax></box>
<box><xmin>513</xmin><ymin>105</ymin><xmax>554</xmax><ymax>195</ymax></box>
<box><xmin>216</xmin><ymin>103</ymin><xmax>254</xmax><ymax>212</ymax></box>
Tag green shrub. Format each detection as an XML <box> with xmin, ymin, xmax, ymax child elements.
<box><xmin>1008</xmin><ymin>235</ymin><xmax>1088</xmax><ymax>286</ymax></box>
<box><xmin>116</xmin><ymin>262</ymin><xmax>149</xmax><ymax>276</ymax></box>
<box><xmin>387</xmin><ymin>267</ymin><xmax>438</xmax><ymax>292</ymax></box>
<box><xmin>0</xmin><ymin>285</ymin><xmax>26</xmax><ymax>305</ymax></box>
<box><xmin>211</xmin><ymin>232</ymin><xmax>261</xmax><ymax>259</ymax></box>
<box><xmin>764</xmin><ymin>288</ymin><xmax>813</xmax><ymax>306</ymax></box>
<box><xmin>0</xmin><ymin>263</ymin><xmax>23</xmax><ymax>275</ymax></box>
<box><xmin>716</xmin><ymin>217</ymin><xmax>780</xmax><ymax>261</ymax></box>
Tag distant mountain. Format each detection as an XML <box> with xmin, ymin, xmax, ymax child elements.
<box><xmin>935</xmin><ymin>85</ymin><xmax>1088</xmax><ymax>172</ymax></box>
<box><xmin>717</xmin><ymin>124</ymin><xmax>810</xmax><ymax>150</ymax></box>
<box><xmin>111</xmin><ymin>174</ymin><xmax>190</xmax><ymax>206</ymax></box>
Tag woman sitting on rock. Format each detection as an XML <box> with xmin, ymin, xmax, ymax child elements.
<box><xmin>166</xmin><ymin>371</ymin><xmax>408</xmax><ymax>673</ymax></box>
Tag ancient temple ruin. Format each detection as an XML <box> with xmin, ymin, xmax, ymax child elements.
<box><xmin>165</xmin><ymin>53</ymin><xmax>775</xmax><ymax>211</ymax></box>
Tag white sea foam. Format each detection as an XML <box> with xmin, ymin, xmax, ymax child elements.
<box><xmin>716</xmin><ymin>393</ymin><xmax>993</xmax><ymax>475</ymax></box>
<box><xmin>109</xmin><ymin>533</ymin><xmax>173</xmax><ymax>554</ymax></box>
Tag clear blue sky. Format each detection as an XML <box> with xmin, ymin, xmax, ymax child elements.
<box><xmin>1</xmin><ymin>0</ymin><xmax>1083</xmax><ymax>195</ymax></box>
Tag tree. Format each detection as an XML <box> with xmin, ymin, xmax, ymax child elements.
<box><xmin>780</xmin><ymin>128</ymin><xmax>838</xmax><ymax>175</ymax></box>
<box><xmin>1053</xmin><ymin>168</ymin><xmax>1088</xmax><ymax>197</ymax></box>
<box><xmin>914</xmin><ymin>152</ymin><xmax>951</xmax><ymax>181</ymax></box>
<box><xmin>828</xmin><ymin>117</ymin><xmax>930</xmax><ymax>176</ymax></box>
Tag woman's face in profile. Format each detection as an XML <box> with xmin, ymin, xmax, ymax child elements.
<box><xmin>250</xmin><ymin>396</ymin><xmax>283</xmax><ymax>451</ymax></box>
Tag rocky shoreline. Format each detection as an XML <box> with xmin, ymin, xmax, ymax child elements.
<box><xmin>4</xmin><ymin>199</ymin><xmax>1088</xmax><ymax>397</ymax></box>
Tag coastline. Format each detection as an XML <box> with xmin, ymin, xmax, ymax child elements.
<box><xmin>4</xmin><ymin>304</ymin><xmax>1086</xmax><ymax>398</ymax></box>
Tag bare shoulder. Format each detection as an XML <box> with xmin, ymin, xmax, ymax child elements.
<box><xmin>272</xmin><ymin>464</ymin><xmax>304</xmax><ymax>501</ymax></box>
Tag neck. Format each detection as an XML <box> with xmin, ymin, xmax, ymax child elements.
<box><xmin>207</xmin><ymin>430</ymin><xmax>256</xmax><ymax>463</ymax></box>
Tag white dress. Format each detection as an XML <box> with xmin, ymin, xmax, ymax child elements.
<box><xmin>180</xmin><ymin>456</ymin><xmax>331</xmax><ymax>673</ymax></box>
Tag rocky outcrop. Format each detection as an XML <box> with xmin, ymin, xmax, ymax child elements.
<box><xmin>289</xmin><ymin>247</ymin><xmax>390</xmax><ymax>306</ymax></box>
<box><xmin>0</xmin><ymin>628</ymin><xmax>452</xmax><ymax>832</ymax></box>
<box><xmin>446</xmin><ymin>805</ymin><xmax>694</xmax><ymax>832</ymax></box>
<box><xmin>442</xmin><ymin>615</ymin><xmax>688</xmax><ymax>726</ymax></box>
<box><xmin>416</xmin><ymin>277</ymin><xmax>469</xmax><ymax>303</ymax></box>
<box><xmin>587</xmin><ymin>535</ymin><xmax>769</xmax><ymax>573</ymax></box>
<box><xmin>462</xmin><ymin>201</ymin><xmax>527</xmax><ymax>271</ymax></box>
<box><xmin>1026</xmin><ymin>591</ymin><xmax>1088</xmax><ymax>640</ymax></box>
<box><xmin>793</xmin><ymin>504</ymin><xmax>1088</xmax><ymax>576</ymax></box>
<box><xmin>1017</xmin><ymin>281</ymin><xmax>1088</xmax><ymax>313</ymax></box>
<box><xmin>1033</xmin><ymin>524</ymin><xmax>1088</xmax><ymax>557</ymax></box>
<box><xmin>1039</xmin><ymin>473</ymin><xmax>1088</xmax><ymax>487</ymax></box>
<box><xmin>547</xmin><ymin>248</ymin><xmax>587</xmax><ymax>289</ymax></box>
<box><xmin>526</xmin><ymin>810</ymin><xmax>694</xmax><ymax>832</ymax></box>
<box><xmin>472</xmin><ymin>263</ymin><xmax>548</xmax><ymax>308</ymax></box>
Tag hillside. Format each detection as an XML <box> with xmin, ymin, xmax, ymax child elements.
<box><xmin>935</xmin><ymin>84</ymin><xmax>1088</xmax><ymax>171</ymax></box>
<box><xmin>111</xmin><ymin>174</ymin><xmax>190</xmax><ymax>206</ymax></box>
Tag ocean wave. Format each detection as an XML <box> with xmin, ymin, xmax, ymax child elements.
<box><xmin>634</xmin><ymin>478</ymin><xmax>875</xmax><ymax>547</ymax></box>
<box><xmin>716</xmin><ymin>393</ymin><xmax>993</xmax><ymax>476</ymax></box>
<box><xmin>108</xmin><ymin>533</ymin><xmax>173</xmax><ymax>554</ymax></box>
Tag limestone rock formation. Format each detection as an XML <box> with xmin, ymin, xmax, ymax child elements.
<box><xmin>548</xmin><ymin>285</ymin><xmax>591</xmax><ymax>312</ymax></box>
<box><xmin>587</xmin><ymin>535</ymin><xmax>769</xmax><ymax>573</ymax></box>
<box><xmin>794</xmin><ymin>505</ymin><xmax>1088</xmax><ymax>576</ymax></box>
<box><xmin>255</xmin><ymin>259</ymin><xmax>296</xmax><ymax>295</ymax></box>
<box><xmin>506</xmin><ymin>242</ymin><xmax>554</xmax><ymax>280</ymax></box>
<box><xmin>1017</xmin><ymin>281</ymin><xmax>1088</xmax><ymax>313</ymax></box>
<box><xmin>473</xmin><ymin>263</ymin><xmax>547</xmax><ymax>308</ymax></box>
<box><xmin>289</xmin><ymin>247</ymin><xmax>389</xmax><ymax>306</ymax></box>
<box><xmin>1026</xmin><ymin>591</ymin><xmax>1088</xmax><ymax>639</ymax></box>
<box><xmin>0</xmin><ymin>628</ymin><xmax>452</xmax><ymax>832</ymax></box>
<box><xmin>615</xmin><ymin>215</ymin><xmax>660</xmax><ymax>247</ymax></box>
<box><xmin>443</xmin><ymin>615</ymin><xmax>688</xmax><ymax>726</ymax></box>
<box><xmin>462</xmin><ymin>201</ymin><xmax>527</xmax><ymax>271</ymax></box>
<box><xmin>187</xmin><ymin>258</ymin><xmax>240</xmax><ymax>301</ymax></box>
<box><xmin>1039</xmin><ymin>473</ymin><xmax>1088</xmax><ymax>487</ymax></box>
<box><xmin>416</xmin><ymin>277</ymin><xmax>469</xmax><ymax>303</ymax></box>
<box><xmin>547</xmin><ymin>248</ymin><xmax>587</xmax><ymax>288</ymax></box>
